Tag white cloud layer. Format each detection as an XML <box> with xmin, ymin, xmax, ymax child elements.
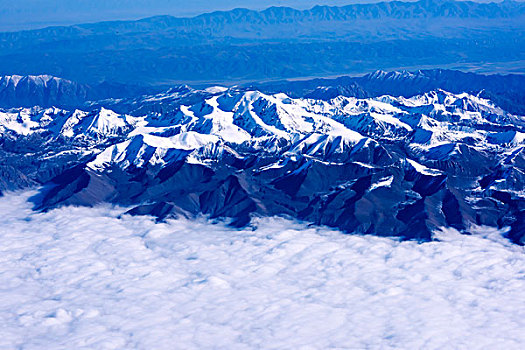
<box><xmin>1</xmin><ymin>191</ymin><xmax>524</xmax><ymax>349</ymax></box>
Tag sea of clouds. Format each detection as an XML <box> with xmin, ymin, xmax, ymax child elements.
<box><xmin>1</xmin><ymin>191</ymin><xmax>524</xmax><ymax>349</ymax></box>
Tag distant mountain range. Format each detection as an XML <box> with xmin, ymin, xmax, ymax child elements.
<box><xmin>0</xmin><ymin>75</ymin><xmax>154</xmax><ymax>110</ymax></box>
<box><xmin>2</xmin><ymin>69</ymin><xmax>524</xmax><ymax>114</ymax></box>
<box><xmin>3</xmin><ymin>0</ymin><xmax>524</xmax><ymax>32</ymax></box>
<box><xmin>0</xmin><ymin>0</ymin><xmax>523</xmax><ymax>84</ymax></box>
<box><xmin>254</xmin><ymin>69</ymin><xmax>525</xmax><ymax>115</ymax></box>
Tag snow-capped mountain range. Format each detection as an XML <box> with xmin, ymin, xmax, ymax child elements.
<box><xmin>1</xmin><ymin>82</ymin><xmax>524</xmax><ymax>244</ymax></box>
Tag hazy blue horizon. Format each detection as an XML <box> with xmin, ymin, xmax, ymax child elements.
<box><xmin>0</xmin><ymin>0</ymin><xmax>439</xmax><ymax>31</ymax></box>
<box><xmin>2</xmin><ymin>0</ymin><xmax>518</xmax><ymax>32</ymax></box>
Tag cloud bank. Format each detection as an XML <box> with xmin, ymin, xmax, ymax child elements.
<box><xmin>1</xmin><ymin>191</ymin><xmax>524</xmax><ymax>349</ymax></box>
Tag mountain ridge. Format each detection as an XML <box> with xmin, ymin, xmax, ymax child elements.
<box><xmin>2</xmin><ymin>69</ymin><xmax>517</xmax><ymax>115</ymax></box>
<box><xmin>4</xmin><ymin>0</ymin><xmax>524</xmax><ymax>36</ymax></box>
<box><xmin>0</xmin><ymin>75</ymin><xmax>158</xmax><ymax>110</ymax></box>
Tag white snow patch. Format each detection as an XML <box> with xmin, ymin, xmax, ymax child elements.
<box><xmin>142</xmin><ymin>132</ymin><xmax>219</xmax><ymax>151</ymax></box>
<box><xmin>0</xmin><ymin>191</ymin><xmax>524</xmax><ymax>349</ymax></box>
<box><xmin>204</xmin><ymin>86</ymin><xmax>228</xmax><ymax>94</ymax></box>
<box><xmin>369</xmin><ymin>111</ymin><xmax>413</xmax><ymax>131</ymax></box>
<box><xmin>406</xmin><ymin>159</ymin><xmax>443</xmax><ymax>176</ymax></box>
<box><xmin>370</xmin><ymin>175</ymin><xmax>394</xmax><ymax>191</ymax></box>
<box><xmin>0</xmin><ymin>110</ymin><xmax>39</xmax><ymax>135</ymax></box>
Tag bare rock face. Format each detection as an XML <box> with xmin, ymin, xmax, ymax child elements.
<box><xmin>1</xmin><ymin>81</ymin><xmax>524</xmax><ymax>244</ymax></box>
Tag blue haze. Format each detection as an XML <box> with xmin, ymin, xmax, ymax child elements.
<box><xmin>0</xmin><ymin>0</ymin><xmax>407</xmax><ymax>31</ymax></box>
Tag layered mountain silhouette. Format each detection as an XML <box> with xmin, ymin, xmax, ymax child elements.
<box><xmin>0</xmin><ymin>0</ymin><xmax>523</xmax><ymax>84</ymax></box>
<box><xmin>3</xmin><ymin>70</ymin><xmax>524</xmax><ymax>114</ymax></box>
